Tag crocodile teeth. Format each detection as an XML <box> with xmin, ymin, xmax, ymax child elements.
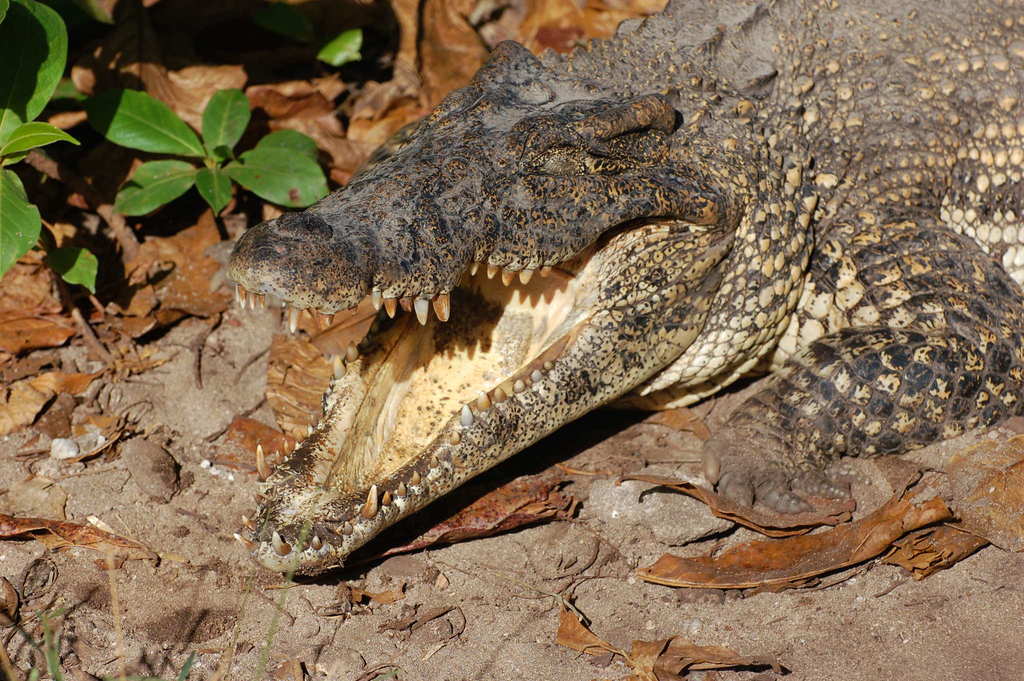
<box><xmin>346</xmin><ymin>342</ymin><xmax>359</xmax><ymax>362</ymax></box>
<box><xmin>531</xmin><ymin>369</ymin><xmax>543</xmax><ymax>383</ymax></box>
<box><xmin>317</xmin><ymin>311</ymin><xmax>334</xmax><ymax>329</ymax></box>
<box><xmin>271</xmin><ymin>530</ymin><xmax>291</xmax><ymax>556</ymax></box>
<box><xmin>383</xmin><ymin>297</ymin><xmax>397</xmax><ymax>318</ymax></box>
<box><xmin>460</xmin><ymin>404</ymin><xmax>474</xmax><ymax>427</ymax></box>
<box><xmin>411</xmin><ymin>471</ymin><xmax>422</xmax><ymax>485</ymax></box>
<box><xmin>432</xmin><ymin>294</ymin><xmax>450</xmax><ymax>322</ymax></box>
<box><xmin>450</xmin><ymin>430</ymin><xmax>462</xmax><ymax>444</ymax></box>
<box><xmin>469</xmin><ymin>262</ymin><xmax>480</xmax><ymax>275</ymax></box>
<box><xmin>255</xmin><ymin>444</ymin><xmax>269</xmax><ymax>481</ymax></box>
<box><xmin>310</xmin><ymin>534</ymin><xmax>323</xmax><ymax>551</ymax></box>
<box><xmin>414</xmin><ymin>298</ymin><xmax>430</xmax><ymax>325</ymax></box>
<box><xmin>381</xmin><ymin>490</ymin><xmax>393</xmax><ymax>507</ymax></box>
<box><xmin>237</xmin><ymin>286</ymin><xmax>249</xmax><ymax>309</ymax></box>
<box><xmin>476</xmin><ymin>392</ymin><xmax>491</xmax><ymax>410</ymax></box>
<box><xmin>341</xmin><ymin>521</ymin><xmax>354</xmax><ymax>535</ymax></box>
<box><xmin>361</xmin><ymin>484</ymin><xmax>379</xmax><ymax>518</ymax></box>
<box><xmin>540</xmin><ymin>266</ymin><xmax>552</xmax><ymax>277</ymax></box>
<box><xmin>492</xmin><ymin>386</ymin><xmax>508</xmax><ymax>403</ymax></box>
<box><xmin>371</xmin><ymin>288</ymin><xmax>382</xmax><ymax>311</ymax></box>
<box><xmin>233</xmin><ymin>532</ymin><xmax>256</xmax><ymax>550</ymax></box>
<box><xmin>396</xmin><ymin>482</ymin><xmax>407</xmax><ymax>497</ymax></box>
<box><xmin>513</xmin><ymin>379</ymin><xmax>526</xmax><ymax>393</ymax></box>
<box><xmin>519</xmin><ymin>269</ymin><xmax>534</xmax><ymax>284</ymax></box>
<box><xmin>486</xmin><ymin>263</ymin><xmax>499</xmax><ymax>279</ymax></box>
<box><xmin>234</xmin><ymin>285</ymin><xmax>243</xmax><ymax>306</ymax></box>
<box><xmin>501</xmin><ymin>268</ymin><xmax>516</xmax><ymax>286</ymax></box>
<box><xmin>288</xmin><ymin>307</ymin><xmax>300</xmax><ymax>334</ymax></box>
<box><xmin>332</xmin><ymin>354</ymin><xmax>345</xmax><ymax>379</ymax></box>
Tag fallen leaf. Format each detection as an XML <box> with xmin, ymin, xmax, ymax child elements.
<box><xmin>944</xmin><ymin>434</ymin><xmax>1024</xmax><ymax>551</ymax></box>
<box><xmin>0</xmin><ymin>514</ymin><xmax>158</xmax><ymax>563</ymax></box>
<box><xmin>883</xmin><ymin>526</ymin><xmax>988</xmax><ymax>579</ymax></box>
<box><xmin>216</xmin><ymin>416</ymin><xmax>296</xmax><ymax>474</ymax></box>
<box><xmin>374</xmin><ymin>474</ymin><xmax>577</xmax><ymax>560</ymax></box>
<box><xmin>636</xmin><ymin>491</ymin><xmax>952</xmax><ymax>590</ymax></box>
<box><xmin>623</xmin><ymin>474</ymin><xmax>854</xmax><ymax>536</ymax></box>
<box><xmin>0</xmin><ymin>372</ymin><xmax>100</xmax><ymax>436</ymax></box>
<box><xmin>0</xmin><ymin>316</ymin><xmax>76</xmax><ymax>354</ymax></box>
<box><xmin>347</xmin><ymin>583</ymin><xmax>406</xmax><ymax>606</ymax></box>
<box><xmin>555</xmin><ymin>606</ymin><xmax>779</xmax><ymax>680</ymax></box>
<box><xmin>0</xmin><ymin>255</ymin><xmax>63</xmax><ymax>318</ymax></box>
<box><xmin>266</xmin><ymin>334</ymin><xmax>331</xmax><ymax>441</ymax></box>
<box><xmin>643</xmin><ymin>408</ymin><xmax>711</xmax><ymax>440</ymax></box>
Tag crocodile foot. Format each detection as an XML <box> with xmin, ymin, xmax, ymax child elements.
<box><xmin>701</xmin><ymin>437</ymin><xmax>850</xmax><ymax>514</ymax></box>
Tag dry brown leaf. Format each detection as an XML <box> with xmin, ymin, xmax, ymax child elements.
<box><xmin>0</xmin><ymin>316</ymin><xmax>76</xmax><ymax>354</ymax></box>
<box><xmin>347</xmin><ymin>583</ymin><xmax>406</xmax><ymax>606</ymax></box>
<box><xmin>216</xmin><ymin>416</ymin><xmax>296</xmax><ymax>473</ymax></box>
<box><xmin>266</xmin><ymin>334</ymin><xmax>332</xmax><ymax>441</ymax></box>
<box><xmin>418</xmin><ymin>0</ymin><xmax>490</xmax><ymax>106</ymax></box>
<box><xmin>126</xmin><ymin>211</ymin><xmax>231</xmax><ymax>319</ymax></box>
<box><xmin>643</xmin><ymin>407</ymin><xmax>711</xmax><ymax>440</ymax></box>
<box><xmin>883</xmin><ymin>526</ymin><xmax>988</xmax><ymax>579</ymax></box>
<box><xmin>555</xmin><ymin>606</ymin><xmax>779</xmax><ymax>680</ymax></box>
<box><xmin>0</xmin><ymin>514</ymin><xmax>157</xmax><ymax>563</ymax></box>
<box><xmin>0</xmin><ymin>255</ymin><xmax>63</xmax><ymax>318</ymax></box>
<box><xmin>0</xmin><ymin>372</ymin><xmax>100</xmax><ymax>436</ymax></box>
<box><xmin>520</xmin><ymin>0</ymin><xmax>667</xmax><ymax>54</ymax></box>
<box><xmin>636</xmin><ymin>492</ymin><xmax>951</xmax><ymax>590</ymax></box>
<box><xmin>945</xmin><ymin>434</ymin><xmax>1024</xmax><ymax>551</ymax></box>
<box><xmin>623</xmin><ymin>473</ymin><xmax>854</xmax><ymax>536</ymax></box>
<box><xmin>374</xmin><ymin>474</ymin><xmax>577</xmax><ymax>559</ymax></box>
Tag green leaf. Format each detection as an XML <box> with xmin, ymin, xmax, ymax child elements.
<box><xmin>176</xmin><ymin>652</ymin><xmax>196</xmax><ymax>680</ymax></box>
<box><xmin>317</xmin><ymin>28</ymin><xmax>362</xmax><ymax>67</ymax></box>
<box><xmin>225</xmin><ymin>147</ymin><xmax>326</xmax><ymax>207</ymax></box>
<box><xmin>0</xmin><ymin>121</ymin><xmax>78</xmax><ymax>157</ymax></box>
<box><xmin>195</xmin><ymin>166</ymin><xmax>232</xmax><ymax>214</ymax></box>
<box><xmin>0</xmin><ymin>0</ymin><xmax>9</xmax><ymax>24</ymax></box>
<box><xmin>45</xmin><ymin>245</ymin><xmax>97</xmax><ymax>292</ymax></box>
<box><xmin>254</xmin><ymin>129</ymin><xmax>318</xmax><ymax>160</ymax></box>
<box><xmin>115</xmin><ymin>160</ymin><xmax>197</xmax><ymax>215</ymax></box>
<box><xmin>68</xmin><ymin>0</ymin><xmax>115</xmax><ymax>24</ymax></box>
<box><xmin>251</xmin><ymin>3</ymin><xmax>314</xmax><ymax>43</ymax></box>
<box><xmin>0</xmin><ymin>0</ymin><xmax>69</xmax><ymax>143</ymax></box>
<box><xmin>0</xmin><ymin>168</ymin><xmax>41</xmax><ymax>277</ymax></box>
<box><xmin>88</xmin><ymin>89</ymin><xmax>205</xmax><ymax>157</ymax></box>
<box><xmin>202</xmin><ymin>89</ymin><xmax>250</xmax><ymax>161</ymax></box>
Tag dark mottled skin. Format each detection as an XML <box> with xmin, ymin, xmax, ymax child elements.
<box><xmin>229</xmin><ymin>0</ymin><xmax>1024</xmax><ymax>573</ymax></box>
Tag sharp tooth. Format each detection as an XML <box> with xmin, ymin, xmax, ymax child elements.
<box><xmin>384</xmin><ymin>297</ymin><xmax>397</xmax><ymax>318</ymax></box>
<box><xmin>288</xmin><ymin>307</ymin><xmax>300</xmax><ymax>333</ymax></box>
<box><xmin>271</xmin><ymin>531</ymin><xmax>291</xmax><ymax>556</ymax></box>
<box><xmin>234</xmin><ymin>285</ymin><xmax>242</xmax><ymax>306</ymax></box>
<box><xmin>310</xmin><ymin>534</ymin><xmax>323</xmax><ymax>551</ymax></box>
<box><xmin>233</xmin><ymin>533</ymin><xmax>256</xmax><ymax>550</ymax></box>
<box><xmin>414</xmin><ymin>297</ymin><xmax>430</xmax><ymax>325</ymax></box>
<box><xmin>341</xmin><ymin>521</ymin><xmax>354</xmax><ymax>535</ymax></box>
<box><xmin>543</xmin><ymin>361</ymin><xmax>554</xmax><ymax>371</ymax></box>
<box><xmin>255</xmin><ymin>444</ymin><xmax>269</xmax><ymax>481</ymax></box>
<box><xmin>476</xmin><ymin>392</ymin><xmax>491</xmax><ymax>410</ymax></box>
<box><xmin>400</xmin><ymin>297</ymin><xmax>414</xmax><ymax>312</ymax></box>
<box><xmin>531</xmin><ymin>370</ymin><xmax>543</xmax><ymax>383</ymax></box>
<box><xmin>487</xmin><ymin>263</ymin><xmax>499</xmax><ymax>279</ymax></box>
<box><xmin>346</xmin><ymin>342</ymin><xmax>359</xmax><ymax>362</ymax></box>
<box><xmin>381</xmin><ymin>491</ymin><xmax>392</xmax><ymax>506</ymax></box>
<box><xmin>460</xmin><ymin>404</ymin><xmax>474</xmax><ymax>427</ymax></box>
<box><xmin>307</xmin><ymin>424</ymin><xmax>314</xmax><ymax>437</ymax></box>
<box><xmin>540</xmin><ymin>266</ymin><xmax>553</xmax><ymax>277</ymax></box>
<box><xmin>501</xmin><ymin>268</ymin><xmax>516</xmax><ymax>286</ymax></box>
<box><xmin>519</xmin><ymin>269</ymin><xmax>534</xmax><ymax>284</ymax></box>
<box><xmin>450</xmin><ymin>430</ymin><xmax>462</xmax><ymax>444</ymax></box>
<box><xmin>371</xmin><ymin>288</ymin><xmax>382</xmax><ymax>311</ymax></box>
<box><xmin>239</xmin><ymin>287</ymin><xmax>250</xmax><ymax>309</ymax></box>
<box><xmin>332</xmin><ymin>354</ymin><xmax>346</xmax><ymax>378</ymax></box>
<box><xmin>492</xmin><ymin>386</ymin><xmax>508</xmax><ymax>403</ymax></box>
<box><xmin>319</xmin><ymin>311</ymin><xmax>334</xmax><ymax>328</ymax></box>
<box><xmin>361</xmin><ymin>484</ymin><xmax>379</xmax><ymax>518</ymax></box>
<box><xmin>469</xmin><ymin>262</ymin><xmax>480</xmax><ymax>275</ymax></box>
<box><xmin>513</xmin><ymin>379</ymin><xmax>526</xmax><ymax>393</ymax></box>
<box><xmin>432</xmin><ymin>294</ymin><xmax>450</xmax><ymax>322</ymax></box>
<box><xmin>411</xmin><ymin>471</ymin><xmax>422</xmax><ymax>485</ymax></box>
<box><xmin>396</xmin><ymin>482</ymin><xmax>407</xmax><ymax>497</ymax></box>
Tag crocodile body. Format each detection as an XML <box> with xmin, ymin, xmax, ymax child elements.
<box><xmin>229</xmin><ymin>0</ymin><xmax>1024</xmax><ymax>573</ymax></box>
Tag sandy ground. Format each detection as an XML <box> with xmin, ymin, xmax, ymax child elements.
<box><xmin>2</xmin><ymin>305</ymin><xmax>1023</xmax><ymax>681</ymax></box>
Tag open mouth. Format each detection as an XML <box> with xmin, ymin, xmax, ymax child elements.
<box><xmin>230</xmin><ymin>216</ymin><xmax>728</xmax><ymax>573</ymax></box>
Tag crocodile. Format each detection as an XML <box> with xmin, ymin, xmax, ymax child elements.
<box><xmin>228</xmin><ymin>0</ymin><xmax>1024</xmax><ymax>574</ymax></box>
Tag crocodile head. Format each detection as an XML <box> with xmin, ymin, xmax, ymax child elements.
<box><xmin>228</xmin><ymin>42</ymin><xmax>734</xmax><ymax>573</ymax></box>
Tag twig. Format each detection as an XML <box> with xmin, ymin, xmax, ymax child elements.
<box><xmin>52</xmin><ymin>264</ymin><xmax>114</xmax><ymax>366</ymax></box>
<box><xmin>191</xmin><ymin>314</ymin><xmax>222</xmax><ymax>389</ymax></box>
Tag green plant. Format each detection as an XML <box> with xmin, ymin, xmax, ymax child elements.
<box><xmin>86</xmin><ymin>88</ymin><xmax>329</xmax><ymax>216</ymax></box>
<box><xmin>251</xmin><ymin>3</ymin><xmax>363</xmax><ymax>67</ymax></box>
<box><xmin>0</xmin><ymin>0</ymin><xmax>96</xmax><ymax>290</ymax></box>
